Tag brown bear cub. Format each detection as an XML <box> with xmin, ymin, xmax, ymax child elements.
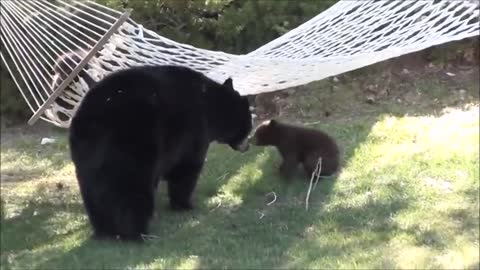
<box><xmin>251</xmin><ymin>119</ymin><xmax>340</xmax><ymax>178</ymax></box>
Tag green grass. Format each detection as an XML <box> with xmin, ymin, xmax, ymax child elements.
<box><xmin>1</xmin><ymin>68</ymin><xmax>479</xmax><ymax>269</ymax></box>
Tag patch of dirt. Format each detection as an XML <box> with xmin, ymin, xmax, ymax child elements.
<box><xmin>252</xmin><ymin>49</ymin><xmax>479</xmax><ymax>124</ymax></box>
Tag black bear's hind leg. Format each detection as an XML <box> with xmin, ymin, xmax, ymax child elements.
<box><xmin>114</xmin><ymin>186</ymin><xmax>155</xmax><ymax>241</ymax></box>
<box><xmin>166</xmin><ymin>159</ymin><xmax>204</xmax><ymax>211</ymax></box>
<box><xmin>79</xmin><ymin>185</ymin><xmax>116</xmax><ymax>240</ymax></box>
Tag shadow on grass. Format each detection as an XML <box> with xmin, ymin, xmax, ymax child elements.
<box><xmin>0</xmin><ymin>168</ymin><xmax>414</xmax><ymax>269</ymax></box>
<box><xmin>1</xmin><ymin>199</ymin><xmax>85</xmax><ymax>253</ymax></box>
<box><xmin>0</xmin><ymin>184</ymin><xmax>87</xmax><ymax>269</ymax></box>
<box><xmin>277</xmin><ymin>190</ymin><xmax>411</xmax><ymax>268</ymax></box>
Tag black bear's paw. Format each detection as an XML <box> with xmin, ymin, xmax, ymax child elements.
<box><xmin>119</xmin><ymin>234</ymin><xmax>145</xmax><ymax>243</ymax></box>
<box><xmin>92</xmin><ymin>230</ymin><xmax>146</xmax><ymax>243</ymax></box>
<box><xmin>92</xmin><ymin>231</ymin><xmax>121</xmax><ymax>242</ymax></box>
<box><xmin>92</xmin><ymin>232</ymin><xmax>110</xmax><ymax>241</ymax></box>
<box><xmin>92</xmin><ymin>232</ymin><xmax>143</xmax><ymax>243</ymax></box>
<box><xmin>169</xmin><ymin>200</ymin><xmax>193</xmax><ymax>211</ymax></box>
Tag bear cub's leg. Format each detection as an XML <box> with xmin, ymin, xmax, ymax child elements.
<box><xmin>278</xmin><ymin>150</ymin><xmax>299</xmax><ymax>179</ymax></box>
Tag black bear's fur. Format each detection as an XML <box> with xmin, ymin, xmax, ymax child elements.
<box><xmin>251</xmin><ymin>119</ymin><xmax>339</xmax><ymax>178</ymax></box>
<box><xmin>69</xmin><ymin>65</ymin><xmax>252</xmax><ymax>241</ymax></box>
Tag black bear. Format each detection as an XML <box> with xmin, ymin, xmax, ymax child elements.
<box><xmin>69</xmin><ymin>65</ymin><xmax>252</xmax><ymax>241</ymax></box>
<box><xmin>251</xmin><ymin>119</ymin><xmax>339</xmax><ymax>178</ymax></box>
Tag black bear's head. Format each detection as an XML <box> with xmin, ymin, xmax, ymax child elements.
<box><xmin>250</xmin><ymin>119</ymin><xmax>278</xmax><ymax>146</ymax></box>
<box><xmin>207</xmin><ymin>78</ymin><xmax>252</xmax><ymax>153</ymax></box>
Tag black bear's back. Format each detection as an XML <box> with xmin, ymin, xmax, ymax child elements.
<box><xmin>69</xmin><ymin>65</ymin><xmax>210</xmax><ymax>171</ymax></box>
<box><xmin>74</xmin><ymin>66</ymin><xmax>207</xmax><ymax>117</ymax></box>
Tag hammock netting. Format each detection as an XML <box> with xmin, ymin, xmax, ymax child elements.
<box><xmin>1</xmin><ymin>0</ymin><xmax>479</xmax><ymax>128</ymax></box>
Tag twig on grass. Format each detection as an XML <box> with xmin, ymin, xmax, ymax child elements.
<box><xmin>141</xmin><ymin>234</ymin><xmax>160</xmax><ymax>241</ymax></box>
<box><xmin>312</xmin><ymin>175</ymin><xmax>323</xmax><ymax>191</ymax></box>
<box><xmin>266</xmin><ymin>191</ymin><xmax>277</xmax><ymax>206</ymax></box>
<box><xmin>305</xmin><ymin>157</ymin><xmax>322</xmax><ymax>211</ymax></box>
<box><xmin>215</xmin><ymin>172</ymin><xmax>229</xmax><ymax>182</ymax></box>
<box><xmin>210</xmin><ymin>200</ymin><xmax>222</xmax><ymax>212</ymax></box>
<box><xmin>303</xmin><ymin>120</ymin><xmax>322</xmax><ymax>126</ymax></box>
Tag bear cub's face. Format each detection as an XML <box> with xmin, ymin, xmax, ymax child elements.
<box><xmin>250</xmin><ymin>119</ymin><xmax>277</xmax><ymax>146</ymax></box>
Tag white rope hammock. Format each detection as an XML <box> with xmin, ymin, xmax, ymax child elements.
<box><xmin>1</xmin><ymin>0</ymin><xmax>479</xmax><ymax>128</ymax></box>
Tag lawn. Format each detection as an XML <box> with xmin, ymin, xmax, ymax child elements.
<box><xmin>1</xmin><ymin>65</ymin><xmax>479</xmax><ymax>269</ymax></box>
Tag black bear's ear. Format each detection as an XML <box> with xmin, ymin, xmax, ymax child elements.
<box><xmin>269</xmin><ymin>119</ymin><xmax>277</xmax><ymax>126</ymax></box>
<box><xmin>223</xmin><ymin>77</ymin><xmax>234</xmax><ymax>90</ymax></box>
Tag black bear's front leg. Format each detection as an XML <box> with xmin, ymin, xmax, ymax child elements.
<box><xmin>166</xmin><ymin>155</ymin><xmax>205</xmax><ymax>211</ymax></box>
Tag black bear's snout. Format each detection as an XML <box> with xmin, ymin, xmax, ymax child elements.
<box><xmin>247</xmin><ymin>134</ymin><xmax>258</xmax><ymax>146</ymax></box>
<box><xmin>232</xmin><ymin>138</ymin><xmax>250</xmax><ymax>153</ymax></box>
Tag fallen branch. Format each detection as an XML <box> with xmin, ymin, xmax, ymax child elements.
<box><xmin>215</xmin><ymin>172</ymin><xmax>229</xmax><ymax>181</ymax></box>
<box><xmin>141</xmin><ymin>234</ymin><xmax>160</xmax><ymax>241</ymax></box>
<box><xmin>312</xmin><ymin>175</ymin><xmax>322</xmax><ymax>191</ymax></box>
<box><xmin>266</xmin><ymin>191</ymin><xmax>277</xmax><ymax>206</ymax></box>
<box><xmin>303</xmin><ymin>120</ymin><xmax>322</xmax><ymax>126</ymax></box>
<box><xmin>305</xmin><ymin>157</ymin><xmax>322</xmax><ymax>211</ymax></box>
<box><xmin>209</xmin><ymin>200</ymin><xmax>222</xmax><ymax>212</ymax></box>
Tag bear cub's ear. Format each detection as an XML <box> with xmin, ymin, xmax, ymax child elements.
<box><xmin>223</xmin><ymin>78</ymin><xmax>234</xmax><ymax>90</ymax></box>
<box><xmin>261</xmin><ymin>119</ymin><xmax>276</xmax><ymax>127</ymax></box>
